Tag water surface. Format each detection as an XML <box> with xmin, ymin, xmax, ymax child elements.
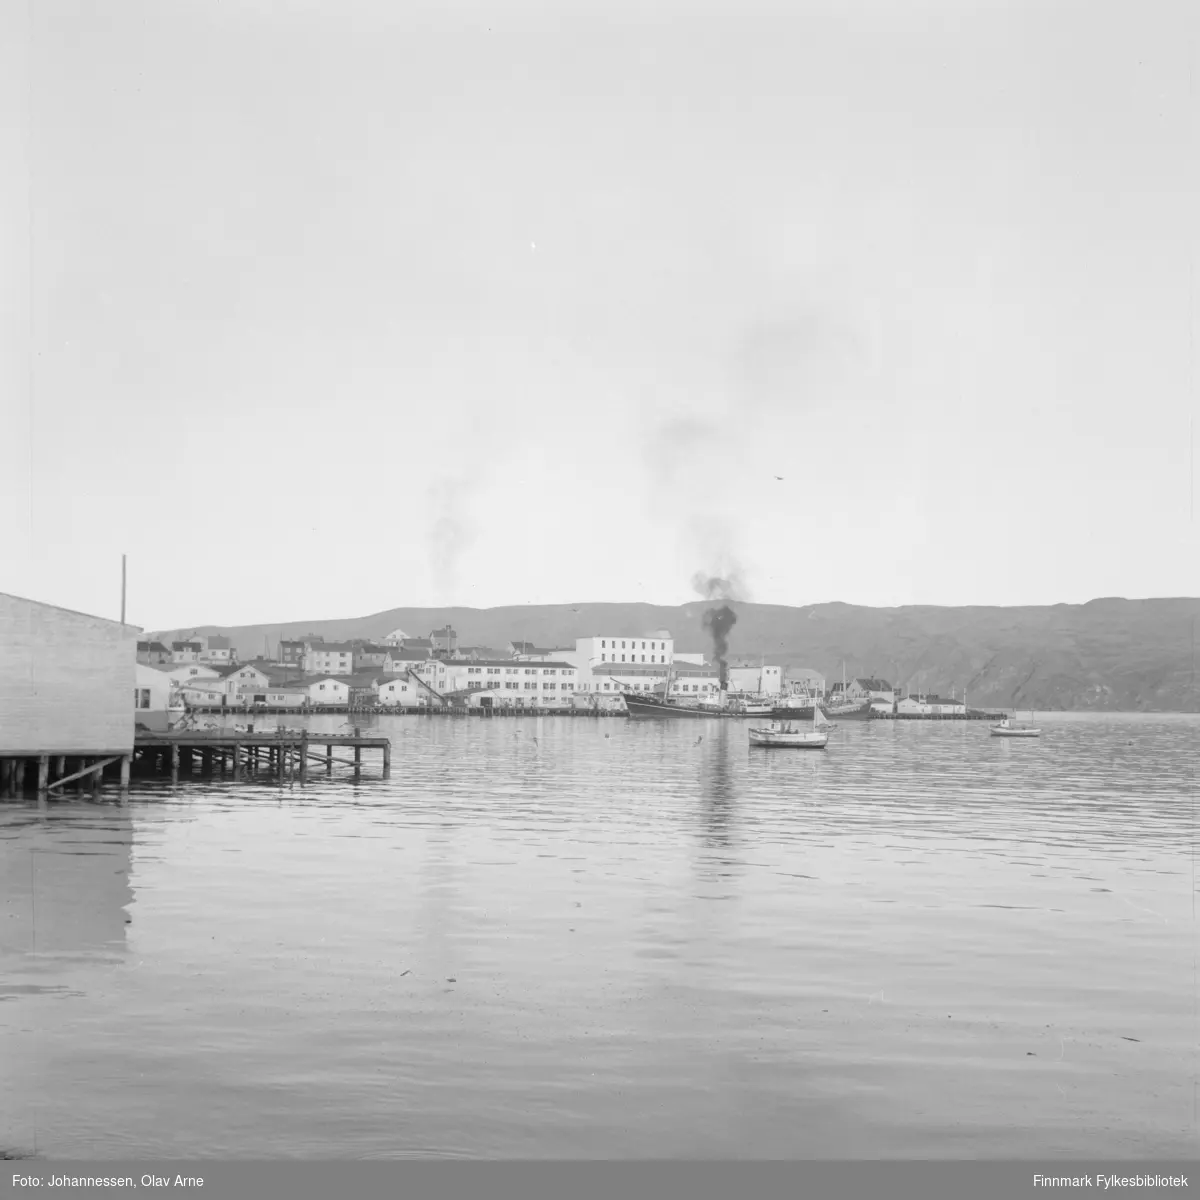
<box><xmin>2</xmin><ymin>713</ymin><xmax>1198</xmax><ymax>1159</ymax></box>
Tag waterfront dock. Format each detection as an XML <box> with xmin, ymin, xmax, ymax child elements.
<box><xmin>133</xmin><ymin>728</ymin><xmax>391</xmax><ymax>784</ymax></box>
<box><xmin>872</xmin><ymin>710</ymin><xmax>1008</xmax><ymax>721</ymax></box>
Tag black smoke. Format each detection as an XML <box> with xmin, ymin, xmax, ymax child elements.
<box><xmin>693</xmin><ymin>572</ymin><xmax>741</xmax><ymax>691</ymax></box>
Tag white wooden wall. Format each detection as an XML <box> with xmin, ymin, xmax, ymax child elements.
<box><xmin>0</xmin><ymin>593</ymin><xmax>139</xmax><ymax>754</ymax></box>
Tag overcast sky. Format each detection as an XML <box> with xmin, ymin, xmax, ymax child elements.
<box><xmin>2</xmin><ymin>0</ymin><xmax>1197</xmax><ymax>630</ymax></box>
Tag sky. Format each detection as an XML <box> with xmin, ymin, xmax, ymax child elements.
<box><xmin>2</xmin><ymin>0</ymin><xmax>1198</xmax><ymax>630</ymax></box>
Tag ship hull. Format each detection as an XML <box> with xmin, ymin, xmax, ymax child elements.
<box><xmin>623</xmin><ymin>694</ymin><xmax>739</xmax><ymax>718</ymax></box>
<box><xmin>821</xmin><ymin>703</ymin><xmax>873</xmax><ymax>721</ymax></box>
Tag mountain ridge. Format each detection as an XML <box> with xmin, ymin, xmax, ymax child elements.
<box><xmin>148</xmin><ymin>597</ymin><xmax>1200</xmax><ymax>712</ymax></box>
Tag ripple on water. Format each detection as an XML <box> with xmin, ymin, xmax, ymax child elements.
<box><xmin>1</xmin><ymin>712</ymin><xmax>1198</xmax><ymax>1159</ymax></box>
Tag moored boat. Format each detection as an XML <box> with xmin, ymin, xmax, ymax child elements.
<box><xmin>749</xmin><ymin>706</ymin><xmax>831</xmax><ymax>749</ymax></box>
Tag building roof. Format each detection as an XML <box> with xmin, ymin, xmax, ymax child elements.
<box><xmin>137</xmin><ymin>641</ymin><xmax>170</xmax><ymax>653</ymax></box>
<box><xmin>309</xmin><ymin>642</ymin><xmax>356</xmax><ymax>654</ymax></box>
<box><xmin>403</xmin><ymin>637</ymin><xmax>433</xmax><ymax>649</ymax></box>
<box><xmin>355</xmin><ymin>645</ymin><xmax>390</xmax><ymax>655</ymax></box>
<box><xmin>439</xmin><ymin>658</ymin><xmax>575</xmax><ymax>670</ymax></box>
<box><xmin>172</xmin><ymin>641</ymin><xmax>202</xmax><ymax>650</ymax></box>
<box><xmin>856</xmin><ymin>677</ymin><xmax>893</xmax><ymax>690</ymax></box>
<box><xmin>206</xmin><ymin>635</ymin><xmax>231</xmax><ymax>649</ymax></box>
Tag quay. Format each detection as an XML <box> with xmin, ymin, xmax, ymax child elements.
<box><xmin>133</xmin><ymin>728</ymin><xmax>391</xmax><ymax>784</ymax></box>
<box><xmin>183</xmin><ymin>705</ymin><xmax>628</xmax><ymax>718</ymax></box>
<box><xmin>872</xmin><ymin>710</ymin><xmax>1008</xmax><ymax>721</ymax></box>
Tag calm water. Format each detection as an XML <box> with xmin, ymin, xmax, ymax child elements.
<box><xmin>2</xmin><ymin>713</ymin><xmax>1199</xmax><ymax>1160</ymax></box>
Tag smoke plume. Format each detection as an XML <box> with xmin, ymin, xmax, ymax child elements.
<box><xmin>693</xmin><ymin>571</ymin><xmax>742</xmax><ymax>690</ymax></box>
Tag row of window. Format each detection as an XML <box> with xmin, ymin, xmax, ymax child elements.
<box><xmin>600</xmin><ymin>654</ymin><xmax>663</xmax><ymax>664</ymax></box>
<box><xmin>464</xmin><ymin>666</ymin><xmax>571</xmax><ymax>676</ymax></box>
<box><xmin>600</xmin><ymin>640</ymin><xmax>667</xmax><ymax>651</ymax></box>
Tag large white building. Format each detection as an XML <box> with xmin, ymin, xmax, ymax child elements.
<box><xmin>429</xmin><ymin>658</ymin><xmax>578</xmax><ymax>705</ymax></box>
<box><xmin>726</xmin><ymin>665</ymin><xmax>783</xmax><ymax>696</ymax></box>
<box><xmin>571</xmin><ymin>630</ymin><xmax>675</xmax><ymax>669</ymax></box>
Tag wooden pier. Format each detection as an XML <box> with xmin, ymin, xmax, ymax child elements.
<box><xmin>133</xmin><ymin>728</ymin><xmax>391</xmax><ymax>784</ymax></box>
<box><xmin>0</xmin><ymin>751</ymin><xmax>132</xmax><ymax>799</ymax></box>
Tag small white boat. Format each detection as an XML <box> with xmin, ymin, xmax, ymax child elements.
<box><xmin>989</xmin><ymin>717</ymin><xmax>1041</xmax><ymax>738</ymax></box>
<box><xmin>749</xmin><ymin>708</ymin><xmax>830</xmax><ymax>749</ymax></box>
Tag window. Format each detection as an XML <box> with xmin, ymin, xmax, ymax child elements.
<box><xmin>134</xmin><ymin>688</ymin><xmax>151</xmax><ymax>709</ymax></box>
<box><xmin>641</xmin><ymin>655</ymin><xmax>645</xmax><ymax>662</ymax></box>
<box><xmin>601</xmin><ymin>640</ymin><xmax>606</xmax><ymax>648</ymax></box>
<box><xmin>622</xmin><ymin>641</ymin><xmax>626</xmax><ymax>649</ymax></box>
<box><xmin>545</xmin><ymin>683</ymin><xmax>556</xmax><ymax>690</ymax></box>
<box><xmin>319</xmin><ymin>684</ymin><xmax>326</xmax><ymax>691</ymax></box>
<box><xmin>641</xmin><ymin>642</ymin><xmax>646</xmax><ymax>649</ymax></box>
<box><xmin>621</xmin><ymin>655</ymin><xmax>626</xmax><ymax>662</ymax></box>
<box><xmin>601</xmin><ymin>653</ymin><xmax>606</xmax><ymax>662</ymax></box>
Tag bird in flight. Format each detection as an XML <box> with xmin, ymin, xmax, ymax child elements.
<box><xmin>775</xmin><ymin>475</ymin><xmax>784</xmax><ymax>481</ymax></box>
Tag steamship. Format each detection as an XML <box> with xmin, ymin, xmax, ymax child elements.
<box><xmin>621</xmin><ymin>663</ymin><xmax>761</xmax><ymax>719</ymax></box>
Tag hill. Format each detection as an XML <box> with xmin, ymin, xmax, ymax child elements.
<box><xmin>150</xmin><ymin>597</ymin><xmax>1200</xmax><ymax>712</ymax></box>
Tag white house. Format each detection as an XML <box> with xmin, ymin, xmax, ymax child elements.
<box><xmin>301</xmin><ymin>677</ymin><xmax>351</xmax><ymax>707</ymax></box>
<box><xmin>178</xmin><ymin>680</ymin><xmax>231</xmax><ymax>708</ymax></box>
<box><xmin>134</xmin><ymin>662</ymin><xmax>181</xmax><ymax>732</ymax></box>
<box><xmin>382</xmin><ymin>628</ymin><xmax>409</xmax><ymax>645</ymax></box>
<box><xmin>304</xmin><ymin>643</ymin><xmax>356</xmax><ymax>676</ymax></box>
<box><xmin>198</xmin><ymin>635</ymin><xmax>235</xmax><ymax>665</ymax></box>
<box><xmin>153</xmin><ymin>662</ymin><xmax>221</xmax><ymax>685</ymax></box>
<box><xmin>377</xmin><ymin>675</ymin><xmax>425</xmax><ymax>708</ymax></box>
<box><xmin>837</xmin><ymin>677</ymin><xmax>895</xmax><ymax>704</ymax></box>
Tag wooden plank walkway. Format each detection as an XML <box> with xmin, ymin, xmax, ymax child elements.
<box><xmin>134</xmin><ymin>729</ymin><xmax>391</xmax><ymax>784</ymax></box>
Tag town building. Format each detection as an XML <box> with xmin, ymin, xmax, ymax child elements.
<box><xmin>352</xmin><ymin>645</ymin><xmax>392</xmax><ymax>671</ymax></box>
<box><xmin>278</xmin><ymin>639</ymin><xmax>311</xmax><ymax>667</ymax></box>
<box><xmin>134</xmin><ymin>662</ymin><xmax>181</xmax><ymax>732</ymax></box>
<box><xmin>430</xmin><ymin>626</ymin><xmax>458</xmax><ymax>655</ymax></box>
<box><xmin>198</xmin><ymin>635</ymin><xmax>235</xmax><ymax>665</ymax></box>
<box><xmin>303</xmin><ymin>642</ymin><xmax>355</xmax><ymax>676</ymax></box>
<box><xmin>171</xmin><ymin>640</ymin><xmax>203</xmax><ymax>663</ymax></box>
<box><xmin>382</xmin><ymin>628</ymin><xmax>409</xmax><ymax>646</ymax></box>
<box><xmin>726</xmin><ymin>664</ymin><xmax>783</xmax><ymax>696</ymax></box>
<box><xmin>426</xmin><ymin>658</ymin><xmax>577</xmax><ymax>706</ymax></box>
<box><xmin>151</xmin><ymin>661</ymin><xmax>221</xmax><ymax>685</ymax></box>
<box><xmin>136</xmin><ymin>640</ymin><xmax>172</xmax><ymax>665</ymax></box>
<box><xmin>570</xmin><ymin>631</ymin><xmax>675</xmax><ymax>668</ymax></box>
<box><xmin>377</xmin><ymin>674</ymin><xmax>426</xmax><ymax>708</ymax></box>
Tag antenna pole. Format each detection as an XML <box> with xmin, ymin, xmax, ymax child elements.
<box><xmin>120</xmin><ymin>555</ymin><xmax>127</xmax><ymax>626</ymax></box>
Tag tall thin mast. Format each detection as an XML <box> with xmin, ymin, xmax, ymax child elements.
<box><xmin>120</xmin><ymin>554</ymin><xmax>126</xmax><ymax>626</ymax></box>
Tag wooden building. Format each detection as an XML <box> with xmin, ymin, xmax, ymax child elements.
<box><xmin>0</xmin><ymin>592</ymin><xmax>140</xmax><ymax>795</ymax></box>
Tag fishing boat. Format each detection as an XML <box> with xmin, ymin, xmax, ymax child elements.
<box><xmin>989</xmin><ymin>716</ymin><xmax>1041</xmax><ymax>738</ymax></box>
<box><xmin>748</xmin><ymin>707</ymin><xmax>831</xmax><ymax>749</ymax></box>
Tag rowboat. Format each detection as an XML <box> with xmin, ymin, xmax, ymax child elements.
<box><xmin>989</xmin><ymin>717</ymin><xmax>1041</xmax><ymax>738</ymax></box>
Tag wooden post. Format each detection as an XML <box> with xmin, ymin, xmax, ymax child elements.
<box><xmin>326</xmin><ymin>744</ymin><xmax>333</xmax><ymax>775</ymax></box>
<box><xmin>54</xmin><ymin>755</ymin><xmax>65</xmax><ymax>778</ymax></box>
<box><xmin>91</xmin><ymin>759</ymin><xmax>102</xmax><ymax>797</ymax></box>
<box><xmin>120</xmin><ymin>755</ymin><xmax>131</xmax><ymax>793</ymax></box>
<box><xmin>201</xmin><ymin>749</ymin><xmax>212</xmax><ymax>775</ymax></box>
<box><xmin>382</xmin><ymin>741</ymin><xmax>391</xmax><ymax>777</ymax></box>
<box><xmin>171</xmin><ymin>745</ymin><xmax>180</xmax><ymax>784</ymax></box>
<box><xmin>299</xmin><ymin>733</ymin><xmax>309</xmax><ymax>783</ymax></box>
<box><xmin>353</xmin><ymin>739</ymin><xmax>362</xmax><ymax>780</ymax></box>
<box><xmin>37</xmin><ymin>756</ymin><xmax>49</xmax><ymax>796</ymax></box>
<box><xmin>0</xmin><ymin>759</ymin><xmax>10</xmax><ymax>797</ymax></box>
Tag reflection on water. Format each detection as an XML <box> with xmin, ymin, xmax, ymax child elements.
<box><xmin>1</xmin><ymin>714</ymin><xmax>1198</xmax><ymax>1160</ymax></box>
